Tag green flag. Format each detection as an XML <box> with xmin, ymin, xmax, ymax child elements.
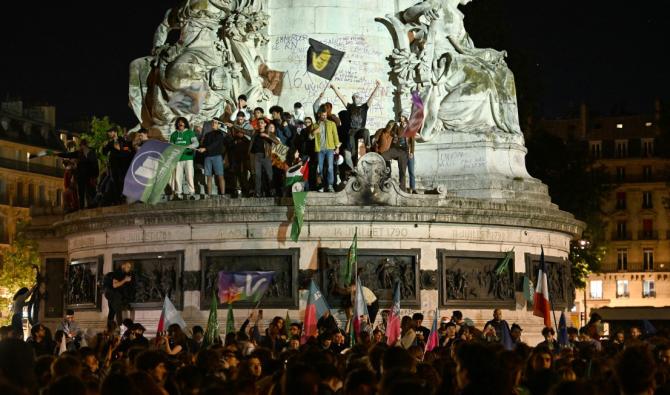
<box><xmin>340</xmin><ymin>228</ymin><xmax>357</xmax><ymax>285</ymax></box>
<box><xmin>203</xmin><ymin>291</ymin><xmax>219</xmax><ymax>347</ymax></box>
<box><xmin>290</xmin><ymin>191</ymin><xmax>308</xmax><ymax>242</ymax></box>
<box><xmin>226</xmin><ymin>303</ymin><xmax>235</xmax><ymax>335</ymax></box>
<box><xmin>523</xmin><ymin>275</ymin><xmax>534</xmax><ymax>305</ymax></box>
<box><xmin>494</xmin><ymin>248</ymin><xmax>515</xmax><ymax>275</ymax></box>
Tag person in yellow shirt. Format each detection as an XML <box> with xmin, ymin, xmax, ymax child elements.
<box><xmin>310</xmin><ymin>107</ymin><xmax>341</xmax><ymax>192</ymax></box>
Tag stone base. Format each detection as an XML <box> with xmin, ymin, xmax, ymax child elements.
<box><xmin>414</xmin><ymin>130</ymin><xmax>543</xmax><ymax>201</ymax></box>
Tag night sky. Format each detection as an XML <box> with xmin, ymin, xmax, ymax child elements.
<box><xmin>1</xmin><ymin>0</ymin><xmax>668</xmax><ymax>128</ymax></box>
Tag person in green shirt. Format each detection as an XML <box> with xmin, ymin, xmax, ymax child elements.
<box><xmin>169</xmin><ymin>117</ymin><xmax>199</xmax><ymax>200</ymax></box>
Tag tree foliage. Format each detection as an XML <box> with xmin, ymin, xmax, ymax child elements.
<box><xmin>525</xmin><ymin>130</ymin><xmax>610</xmax><ymax>287</ymax></box>
<box><xmin>81</xmin><ymin>116</ymin><xmax>122</xmax><ymax>169</ymax></box>
<box><xmin>0</xmin><ymin>227</ymin><xmax>40</xmax><ymax>325</ymax></box>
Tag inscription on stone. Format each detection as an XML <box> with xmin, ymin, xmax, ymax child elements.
<box><xmin>318</xmin><ymin>249</ymin><xmax>421</xmax><ymax>308</ymax></box>
<box><xmin>200</xmin><ymin>249</ymin><xmax>299</xmax><ymax>309</ymax></box>
<box><xmin>437</xmin><ymin>250</ymin><xmax>515</xmax><ymax>309</ymax></box>
<box><xmin>113</xmin><ymin>252</ymin><xmax>184</xmax><ymax>310</ymax></box>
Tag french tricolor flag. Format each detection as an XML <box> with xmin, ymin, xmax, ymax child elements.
<box><xmin>533</xmin><ymin>247</ymin><xmax>552</xmax><ymax>328</ymax></box>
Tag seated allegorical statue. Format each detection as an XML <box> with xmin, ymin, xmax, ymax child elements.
<box><xmin>379</xmin><ymin>0</ymin><xmax>522</xmax><ymax>141</ymax></box>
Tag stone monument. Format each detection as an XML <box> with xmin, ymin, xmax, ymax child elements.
<box><xmin>377</xmin><ymin>0</ymin><xmax>541</xmax><ymax>199</ymax></box>
<box><xmin>28</xmin><ymin>0</ymin><xmax>584</xmax><ymax>344</ymax></box>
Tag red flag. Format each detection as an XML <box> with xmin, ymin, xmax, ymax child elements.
<box><xmin>403</xmin><ymin>91</ymin><xmax>424</xmax><ymax>138</ymax></box>
<box><xmin>385</xmin><ymin>282</ymin><xmax>401</xmax><ymax>346</ymax></box>
<box><xmin>424</xmin><ymin>308</ymin><xmax>439</xmax><ymax>353</ymax></box>
<box><xmin>302</xmin><ymin>280</ymin><xmax>330</xmax><ymax>344</ymax></box>
<box><xmin>533</xmin><ymin>247</ymin><xmax>552</xmax><ymax>328</ymax></box>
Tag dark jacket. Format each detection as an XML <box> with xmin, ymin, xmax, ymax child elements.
<box><xmin>201</xmin><ymin>129</ymin><xmax>227</xmax><ymax>157</ymax></box>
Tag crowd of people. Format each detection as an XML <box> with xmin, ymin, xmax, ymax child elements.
<box><xmin>58</xmin><ymin>82</ymin><xmax>419</xmax><ymax>212</ymax></box>
<box><xmin>1</xmin><ymin>303</ymin><xmax>669</xmax><ymax>395</ymax></box>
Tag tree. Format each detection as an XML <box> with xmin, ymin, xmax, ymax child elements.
<box><xmin>81</xmin><ymin>116</ymin><xmax>123</xmax><ymax>170</ymax></box>
<box><xmin>525</xmin><ymin>130</ymin><xmax>610</xmax><ymax>287</ymax></box>
<box><xmin>0</xmin><ymin>227</ymin><xmax>40</xmax><ymax>325</ymax></box>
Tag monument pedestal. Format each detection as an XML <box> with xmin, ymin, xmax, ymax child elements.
<box><xmin>414</xmin><ymin>131</ymin><xmax>549</xmax><ymax>202</ymax></box>
<box><xmin>27</xmin><ymin>154</ymin><xmax>583</xmax><ymax>345</ymax></box>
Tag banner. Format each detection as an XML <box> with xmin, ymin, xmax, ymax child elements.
<box><xmin>307</xmin><ymin>39</ymin><xmax>345</xmax><ymax>80</ymax></box>
<box><xmin>290</xmin><ymin>191</ymin><xmax>308</xmax><ymax>242</ymax></box>
<box><xmin>217</xmin><ymin>271</ymin><xmax>275</xmax><ymax>304</ymax></box>
<box><xmin>123</xmin><ymin>140</ymin><xmax>186</xmax><ymax>204</ymax></box>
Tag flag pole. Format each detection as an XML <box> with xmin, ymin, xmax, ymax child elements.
<box><xmin>542</xmin><ymin>246</ymin><xmax>561</xmax><ymax>336</ymax></box>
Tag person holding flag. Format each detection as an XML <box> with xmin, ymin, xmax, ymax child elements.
<box><xmin>385</xmin><ymin>283</ymin><xmax>402</xmax><ymax>346</ymax></box>
<box><xmin>424</xmin><ymin>309</ymin><xmax>440</xmax><ymax>354</ymax></box>
<box><xmin>303</xmin><ymin>279</ymin><xmax>331</xmax><ymax>344</ymax></box>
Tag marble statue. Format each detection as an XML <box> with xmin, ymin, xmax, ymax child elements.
<box><xmin>378</xmin><ymin>0</ymin><xmax>521</xmax><ymax>141</ymax></box>
<box><xmin>129</xmin><ymin>0</ymin><xmax>272</xmax><ymax>137</ymax></box>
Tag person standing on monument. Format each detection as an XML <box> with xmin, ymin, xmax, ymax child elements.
<box><xmin>197</xmin><ymin>117</ymin><xmax>227</xmax><ymax>197</ymax></box>
<box><xmin>399</xmin><ymin>115</ymin><xmax>418</xmax><ymax>194</ymax></box>
<box><xmin>249</xmin><ymin>119</ymin><xmax>278</xmax><ymax>197</ymax></box>
<box><xmin>310</xmin><ymin>107</ymin><xmax>340</xmax><ymax>192</ymax></box>
<box><xmin>230</xmin><ymin>95</ymin><xmax>252</xmax><ymax>122</ymax></box>
<box><xmin>331</xmin><ymin>80</ymin><xmax>381</xmax><ymax>165</ymax></box>
<box><xmin>169</xmin><ymin>117</ymin><xmax>199</xmax><ymax>200</ymax></box>
<box><xmin>103</xmin><ymin>261</ymin><xmax>135</xmax><ymax>327</ymax></box>
<box><xmin>226</xmin><ymin>112</ymin><xmax>253</xmax><ymax>198</ymax></box>
<box><xmin>484</xmin><ymin>308</ymin><xmax>508</xmax><ymax>340</ymax></box>
<box><xmin>102</xmin><ymin>127</ymin><xmax>133</xmax><ymax>205</ymax></box>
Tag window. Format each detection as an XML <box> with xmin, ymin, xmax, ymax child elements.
<box><xmin>16</xmin><ymin>182</ymin><xmax>23</xmax><ymax>205</ymax></box>
<box><xmin>616</xmin><ymin>192</ymin><xmax>626</xmax><ymax>209</ymax></box>
<box><xmin>590</xmin><ymin>141</ymin><xmax>602</xmax><ymax>159</ymax></box>
<box><xmin>643</xmin><ymin>280</ymin><xmax>656</xmax><ymax>298</ymax></box>
<box><xmin>616</xmin><ymin>280</ymin><xmax>629</xmax><ymax>298</ymax></box>
<box><xmin>643</xmin><ymin>192</ymin><xmax>653</xmax><ymax>209</ymax></box>
<box><xmin>616</xmin><ymin>221</ymin><xmax>628</xmax><ymax>239</ymax></box>
<box><xmin>642</xmin><ymin>138</ymin><xmax>654</xmax><ymax>157</ymax></box>
<box><xmin>644</xmin><ymin>249</ymin><xmax>654</xmax><ymax>271</ymax></box>
<box><xmin>38</xmin><ymin>185</ymin><xmax>46</xmax><ymax>207</ymax></box>
<box><xmin>642</xmin><ymin>219</ymin><xmax>654</xmax><ymax>239</ymax></box>
<box><xmin>590</xmin><ymin>280</ymin><xmax>603</xmax><ymax>300</ymax></box>
<box><xmin>28</xmin><ymin>184</ymin><xmax>34</xmax><ymax>206</ymax></box>
<box><xmin>616</xmin><ymin>167</ymin><xmax>626</xmax><ymax>182</ymax></box>
<box><xmin>617</xmin><ymin>249</ymin><xmax>628</xmax><ymax>271</ymax></box>
<box><xmin>615</xmin><ymin>139</ymin><xmax>628</xmax><ymax>158</ymax></box>
<box><xmin>643</xmin><ymin>166</ymin><xmax>652</xmax><ymax>181</ymax></box>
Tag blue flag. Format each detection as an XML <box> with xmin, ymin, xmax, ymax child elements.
<box><xmin>558</xmin><ymin>312</ymin><xmax>568</xmax><ymax>348</ymax></box>
<box><xmin>123</xmin><ymin>140</ymin><xmax>187</xmax><ymax>204</ymax></box>
<box><xmin>501</xmin><ymin>321</ymin><xmax>514</xmax><ymax>351</ymax></box>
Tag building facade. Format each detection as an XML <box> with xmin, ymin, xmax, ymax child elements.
<box><xmin>538</xmin><ymin>103</ymin><xmax>670</xmax><ymax>327</ymax></box>
<box><xmin>0</xmin><ymin>100</ymin><xmax>66</xmax><ymax>248</ymax></box>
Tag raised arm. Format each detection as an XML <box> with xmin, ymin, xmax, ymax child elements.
<box><xmin>330</xmin><ymin>84</ymin><xmax>349</xmax><ymax>108</ymax></box>
<box><xmin>366</xmin><ymin>80</ymin><xmax>382</xmax><ymax>106</ymax></box>
<box><xmin>403</xmin><ymin>1</ymin><xmax>440</xmax><ymax>23</ymax></box>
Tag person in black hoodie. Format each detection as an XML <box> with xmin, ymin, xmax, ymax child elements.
<box><xmin>197</xmin><ymin>117</ymin><xmax>228</xmax><ymax>196</ymax></box>
<box><xmin>102</xmin><ymin>127</ymin><xmax>133</xmax><ymax>205</ymax></box>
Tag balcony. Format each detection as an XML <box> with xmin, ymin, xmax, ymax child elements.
<box><xmin>611</xmin><ymin>232</ymin><xmax>632</xmax><ymax>241</ymax></box>
<box><xmin>0</xmin><ymin>156</ymin><xmax>64</xmax><ymax>178</ymax></box>
<box><xmin>643</xmin><ymin>291</ymin><xmax>657</xmax><ymax>298</ymax></box>
<box><xmin>638</xmin><ymin>231</ymin><xmax>659</xmax><ymax>240</ymax></box>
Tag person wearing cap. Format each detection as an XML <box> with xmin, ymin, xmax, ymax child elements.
<box><xmin>331</xmin><ymin>80</ymin><xmax>381</xmax><ymax>166</ymax></box>
<box><xmin>229</xmin><ymin>94</ymin><xmax>252</xmax><ymax>122</ymax></box>
<box><xmin>197</xmin><ymin>117</ymin><xmax>227</xmax><ymax>197</ymax></box>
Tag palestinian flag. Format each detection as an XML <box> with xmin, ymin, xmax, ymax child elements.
<box><xmin>385</xmin><ymin>282</ymin><xmax>401</xmax><ymax>346</ymax></box>
<box><xmin>285</xmin><ymin>159</ymin><xmax>309</xmax><ymax>187</ymax></box>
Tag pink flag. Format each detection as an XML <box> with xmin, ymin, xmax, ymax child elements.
<box><xmin>385</xmin><ymin>282</ymin><xmax>401</xmax><ymax>346</ymax></box>
<box><xmin>403</xmin><ymin>91</ymin><xmax>424</xmax><ymax>138</ymax></box>
<box><xmin>424</xmin><ymin>308</ymin><xmax>439</xmax><ymax>353</ymax></box>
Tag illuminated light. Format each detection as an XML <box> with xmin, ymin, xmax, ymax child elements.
<box><xmin>616</xmin><ymin>124</ymin><xmax>623</xmax><ymax>129</ymax></box>
<box><xmin>645</xmin><ymin>122</ymin><xmax>652</xmax><ymax>127</ymax></box>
